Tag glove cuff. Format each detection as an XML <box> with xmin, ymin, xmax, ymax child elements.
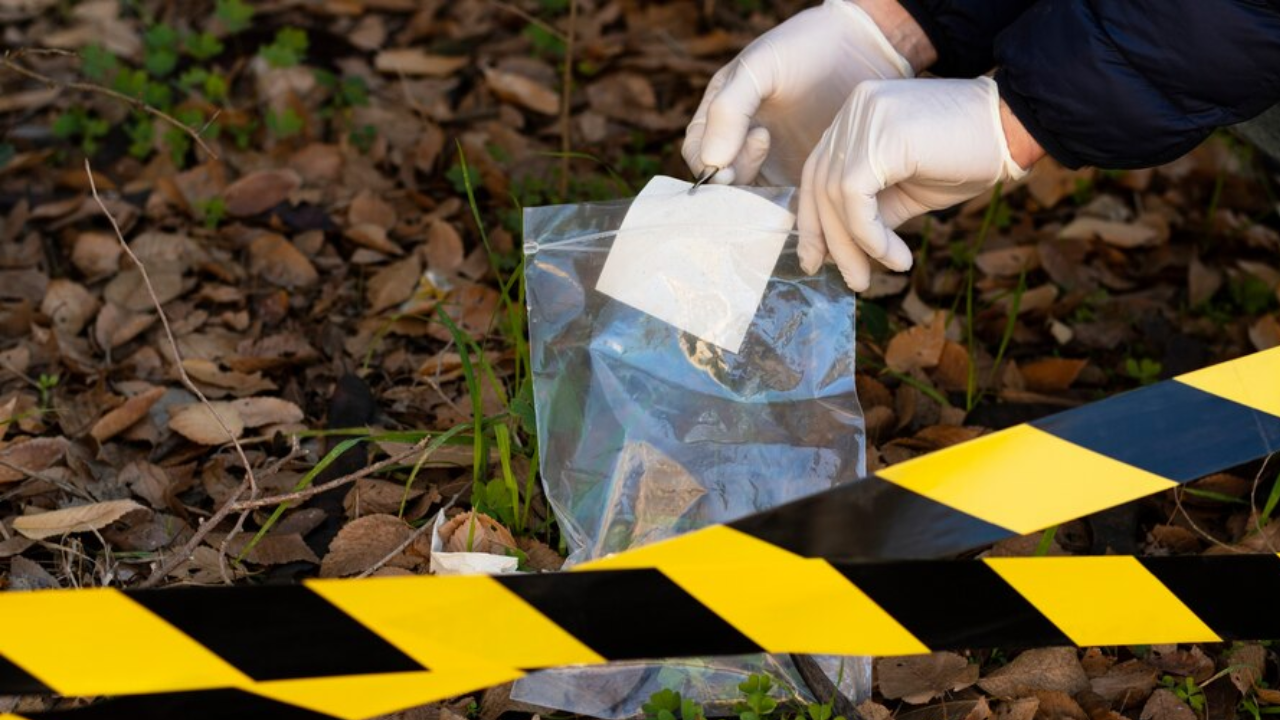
<box><xmin>977</xmin><ymin>76</ymin><xmax>1029</xmax><ymax>182</ymax></box>
<box><xmin>832</xmin><ymin>0</ymin><xmax>915</xmax><ymax>79</ymax></box>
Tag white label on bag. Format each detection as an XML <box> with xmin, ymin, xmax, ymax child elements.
<box><xmin>595</xmin><ymin>175</ymin><xmax>795</xmax><ymax>354</ymax></box>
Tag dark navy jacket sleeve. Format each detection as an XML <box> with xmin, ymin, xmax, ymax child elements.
<box><xmin>995</xmin><ymin>0</ymin><xmax>1280</xmax><ymax>169</ymax></box>
<box><xmin>897</xmin><ymin>0</ymin><xmax>1034</xmax><ymax>77</ymax></box>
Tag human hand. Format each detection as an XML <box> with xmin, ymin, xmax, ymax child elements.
<box><xmin>797</xmin><ymin>76</ymin><xmax>1033</xmax><ymax>291</ymax></box>
<box><xmin>682</xmin><ymin>0</ymin><xmax>927</xmax><ymax>187</ymax></box>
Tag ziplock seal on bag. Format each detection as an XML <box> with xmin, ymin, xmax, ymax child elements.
<box><xmin>513</xmin><ymin>178</ymin><xmax>869</xmax><ymax>717</ymax></box>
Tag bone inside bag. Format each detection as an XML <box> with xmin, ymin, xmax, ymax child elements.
<box><xmin>512</xmin><ymin>178</ymin><xmax>870</xmax><ymax>717</ymax></box>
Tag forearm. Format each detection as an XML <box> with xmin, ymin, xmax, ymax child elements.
<box><xmin>849</xmin><ymin>0</ymin><xmax>936</xmax><ymax>74</ymax></box>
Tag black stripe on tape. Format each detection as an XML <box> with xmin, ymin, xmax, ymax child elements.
<box><xmin>1033</xmin><ymin>381</ymin><xmax>1280</xmax><ymax>482</ymax></box>
<box><xmin>22</xmin><ymin>688</ymin><xmax>339</xmax><ymax>720</ymax></box>
<box><xmin>498</xmin><ymin>569</ymin><xmax>763</xmax><ymax>661</ymax></box>
<box><xmin>729</xmin><ymin>476</ymin><xmax>1013</xmax><ymax>561</ymax></box>
<box><xmin>130</xmin><ymin>586</ymin><xmax>423</xmax><ymax>680</ymax></box>
<box><xmin>836</xmin><ymin>560</ymin><xmax>1072</xmax><ymax>650</ymax></box>
<box><xmin>0</xmin><ymin>654</ymin><xmax>52</xmax><ymax>695</ymax></box>
<box><xmin>1140</xmin><ymin>554</ymin><xmax>1280</xmax><ymax>640</ymax></box>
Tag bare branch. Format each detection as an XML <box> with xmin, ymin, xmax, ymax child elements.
<box><xmin>2</xmin><ymin>50</ymin><xmax>218</xmax><ymax>160</ymax></box>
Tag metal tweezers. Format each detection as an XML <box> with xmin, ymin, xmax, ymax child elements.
<box><xmin>688</xmin><ymin>166</ymin><xmax>719</xmax><ymax>194</ymax></box>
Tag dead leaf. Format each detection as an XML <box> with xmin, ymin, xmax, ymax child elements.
<box><xmin>425</xmin><ymin>220</ymin><xmax>464</xmax><ymax>273</ymax></box>
<box><xmin>94</xmin><ymin>302</ymin><xmax>156</xmax><ymax>349</ymax></box>
<box><xmin>1139</xmin><ymin>689</ymin><xmax>1196</xmax><ymax>720</ymax></box>
<box><xmin>374</xmin><ymin>49</ymin><xmax>468</xmax><ymax>77</ymax></box>
<box><xmin>13</xmin><ymin>499</ymin><xmax>145</xmax><ymax>539</ymax></box>
<box><xmin>229</xmin><ymin>397</ymin><xmax>304</xmax><ymax>428</ymax></box>
<box><xmin>1020</xmin><ymin>358</ymin><xmax>1088</xmax><ymax>392</ymax></box>
<box><xmin>345</xmin><ymin>222</ymin><xmax>404</xmax><ymax>255</ymax></box>
<box><xmin>1030</xmin><ymin>690</ymin><xmax>1087</xmax><ymax>720</ymax></box>
<box><xmin>877</xmin><ymin>653</ymin><xmax>979</xmax><ymax>704</ymax></box>
<box><xmin>1249</xmin><ymin>314</ymin><xmax>1280</xmax><ymax>351</ymax></box>
<box><xmin>976</xmin><ymin>246</ymin><xmax>1040</xmax><ymax>278</ymax></box>
<box><xmin>41</xmin><ymin>278</ymin><xmax>98</xmax><ymax>336</ymax></box>
<box><xmin>104</xmin><ymin>264</ymin><xmax>184</xmax><ymax>311</ymax></box>
<box><xmin>1059</xmin><ymin>217</ymin><xmax>1161</xmax><ymax>249</ymax></box>
<box><xmin>249</xmin><ymin>233</ymin><xmax>319</xmax><ymax>288</ymax></box>
<box><xmin>483</xmin><ymin>66</ymin><xmax>559</xmax><ymax>115</ymax></box>
<box><xmin>320</xmin><ymin>514</ymin><xmax>416</xmax><ymax>578</ymax></box>
<box><xmin>120</xmin><ymin>460</ymin><xmax>172</xmax><ymax>509</ymax></box>
<box><xmin>168</xmin><ymin>402</ymin><xmax>245</xmax><ymax>444</ymax></box>
<box><xmin>978</xmin><ymin>648</ymin><xmax>1089</xmax><ymax>698</ymax></box>
<box><xmin>885</xmin><ymin>314</ymin><xmax>946</xmax><ymax>373</ymax></box>
<box><xmin>222</xmin><ymin>169</ymin><xmax>301</xmax><ymax>217</ymax></box>
<box><xmin>349</xmin><ymin>190</ymin><xmax>397</xmax><ymax>230</ymax></box>
<box><xmin>896</xmin><ymin>697</ymin><xmax>989</xmax><ymax>720</ymax></box>
<box><xmin>993</xmin><ymin>698</ymin><xmax>1039</xmax><ymax>720</ymax></box>
<box><xmin>91</xmin><ymin>385</ymin><xmax>165</xmax><ymax>442</ymax></box>
<box><xmin>210</xmin><ymin>531</ymin><xmax>320</xmax><ymax>566</ymax></box>
<box><xmin>1090</xmin><ymin>660</ymin><xmax>1157</xmax><ymax>709</ymax></box>
<box><xmin>1228</xmin><ymin>643</ymin><xmax>1266</xmax><ymax>695</ymax></box>
<box><xmin>1026</xmin><ymin>161</ymin><xmax>1095</xmax><ymax>209</ymax></box>
<box><xmin>368</xmin><ymin>254</ymin><xmax>422</xmax><ymax>314</ymax></box>
<box><xmin>517</xmin><ymin>537</ymin><xmax>564</xmax><ymax>571</ymax></box>
<box><xmin>182</xmin><ymin>358</ymin><xmax>277</xmax><ymax>395</ymax></box>
<box><xmin>0</xmin><ymin>436</ymin><xmax>69</xmax><ymax>484</ymax></box>
<box><xmin>858</xmin><ymin>701</ymin><xmax>895</xmax><ymax>720</ymax></box>
<box><xmin>440</xmin><ymin>511</ymin><xmax>518</xmax><ymax>555</ymax></box>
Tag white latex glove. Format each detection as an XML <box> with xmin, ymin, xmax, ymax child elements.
<box><xmin>798</xmin><ymin>76</ymin><xmax>1028</xmax><ymax>291</ymax></box>
<box><xmin>682</xmin><ymin>0</ymin><xmax>912</xmax><ymax>187</ymax></box>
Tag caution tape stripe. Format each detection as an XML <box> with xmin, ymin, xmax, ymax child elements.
<box><xmin>1</xmin><ymin>348</ymin><xmax>1277</xmax><ymax>720</ymax></box>
<box><xmin>8</xmin><ymin>555</ymin><xmax>1280</xmax><ymax>720</ymax></box>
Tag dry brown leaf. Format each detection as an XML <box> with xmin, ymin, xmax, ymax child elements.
<box><xmin>1146</xmin><ymin>646</ymin><xmax>1214</xmax><ymax>682</ymax></box>
<box><xmin>182</xmin><ymin>358</ymin><xmax>277</xmax><ymax>394</ymax></box>
<box><xmin>345</xmin><ymin>222</ymin><xmax>404</xmax><ymax>256</ymax></box>
<box><xmin>976</xmin><ymin>246</ymin><xmax>1040</xmax><ymax>278</ymax></box>
<box><xmin>345</xmin><ymin>478</ymin><xmax>428</xmax><ymax>518</ymax></box>
<box><xmin>896</xmin><ymin>697</ymin><xmax>989</xmax><ymax>720</ymax></box>
<box><xmin>877</xmin><ymin>653</ymin><xmax>979</xmax><ymax>704</ymax></box>
<box><xmin>1139</xmin><ymin>689</ymin><xmax>1196</xmax><ymax>720</ymax></box>
<box><xmin>1228</xmin><ymin>643</ymin><xmax>1266</xmax><ymax>695</ymax></box>
<box><xmin>992</xmin><ymin>698</ymin><xmax>1039</xmax><ymax>720</ymax></box>
<box><xmin>320</xmin><ymin>514</ymin><xmax>416</xmax><ymax>578</ymax></box>
<box><xmin>374</xmin><ymin>49</ymin><xmax>468</xmax><ymax>77</ymax></box>
<box><xmin>1249</xmin><ymin>314</ymin><xmax>1280</xmax><ymax>351</ymax></box>
<box><xmin>13</xmin><ymin>499</ymin><xmax>145</xmax><ymax>539</ymax></box>
<box><xmin>222</xmin><ymin>169</ymin><xmax>301</xmax><ymax>217</ymax></box>
<box><xmin>91</xmin><ymin>385</ymin><xmax>165</xmax><ymax>442</ymax></box>
<box><xmin>94</xmin><ymin>302</ymin><xmax>156</xmax><ymax>350</ymax></box>
<box><xmin>885</xmin><ymin>316</ymin><xmax>946</xmax><ymax>373</ymax></box>
<box><xmin>933</xmin><ymin>341</ymin><xmax>971</xmax><ymax>392</ymax></box>
<box><xmin>348</xmin><ymin>190</ymin><xmax>397</xmax><ymax>230</ymax></box>
<box><xmin>229</xmin><ymin>397</ymin><xmax>304</xmax><ymax>428</ymax></box>
<box><xmin>978</xmin><ymin>648</ymin><xmax>1089</xmax><ymax>698</ymax></box>
<box><xmin>425</xmin><ymin>220</ymin><xmax>464</xmax><ymax>273</ymax></box>
<box><xmin>441</xmin><ymin>511</ymin><xmax>518</xmax><ymax>555</ymax></box>
<box><xmin>517</xmin><ymin>536</ymin><xmax>564</xmax><ymax>572</ymax></box>
<box><xmin>168</xmin><ymin>402</ymin><xmax>245</xmax><ymax>444</ymax></box>
<box><xmin>1026</xmin><ymin>161</ymin><xmax>1095</xmax><ymax>209</ymax></box>
<box><xmin>104</xmin><ymin>264</ymin><xmax>184</xmax><ymax>311</ymax></box>
<box><xmin>483</xmin><ymin>66</ymin><xmax>559</xmax><ymax>115</ymax></box>
<box><xmin>211</xmin><ymin>531</ymin><xmax>320</xmax><ymax>566</ymax></box>
<box><xmin>0</xmin><ymin>436</ymin><xmax>69</xmax><ymax>484</ymax></box>
<box><xmin>249</xmin><ymin>233</ymin><xmax>319</xmax><ymax>288</ymax></box>
<box><xmin>1030</xmin><ymin>690</ymin><xmax>1087</xmax><ymax>720</ymax></box>
<box><xmin>41</xmin><ymin>278</ymin><xmax>99</xmax><ymax>336</ymax></box>
<box><xmin>858</xmin><ymin>701</ymin><xmax>895</xmax><ymax>720</ymax></box>
<box><xmin>1059</xmin><ymin>217</ymin><xmax>1161</xmax><ymax>249</ymax></box>
<box><xmin>72</xmin><ymin>231</ymin><xmax>121</xmax><ymax>278</ymax></box>
<box><xmin>1090</xmin><ymin>660</ymin><xmax>1157</xmax><ymax>709</ymax></box>
<box><xmin>1020</xmin><ymin>358</ymin><xmax>1088</xmax><ymax>392</ymax></box>
<box><xmin>368</xmin><ymin>254</ymin><xmax>422</xmax><ymax>314</ymax></box>
<box><xmin>1257</xmin><ymin>688</ymin><xmax>1280</xmax><ymax>706</ymax></box>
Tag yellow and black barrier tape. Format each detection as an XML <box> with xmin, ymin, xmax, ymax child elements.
<box><xmin>1</xmin><ymin>347</ymin><xmax>1277</xmax><ymax>720</ymax></box>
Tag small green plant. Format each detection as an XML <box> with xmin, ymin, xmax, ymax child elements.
<box><xmin>36</xmin><ymin>373</ymin><xmax>59</xmax><ymax>413</ymax></box>
<box><xmin>52</xmin><ymin>108</ymin><xmax>109</xmax><ymax>156</ymax></box>
<box><xmin>736</xmin><ymin>674</ymin><xmax>779</xmax><ymax>720</ymax></box>
<box><xmin>643</xmin><ymin>688</ymin><xmax>706</xmax><ymax>720</ymax></box>
<box><xmin>1161</xmin><ymin>674</ymin><xmax>1206</xmax><ymax>714</ymax></box>
<box><xmin>142</xmin><ymin>23</ymin><xmax>180</xmax><ymax>78</ymax></box>
<box><xmin>349</xmin><ymin>124</ymin><xmax>377</xmax><ymax>154</ymax></box>
<box><xmin>1124</xmin><ymin>357</ymin><xmax>1162</xmax><ymax>386</ymax></box>
<box><xmin>195</xmin><ymin>197</ymin><xmax>227</xmax><ymax>229</ymax></box>
<box><xmin>215</xmin><ymin>0</ymin><xmax>254</xmax><ymax>33</ymax></box>
<box><xmin>261</xmin><ymin>27</ymin><xmax>309</xmax><ymax>68</ymax></box>
<box><xmin>266</xmin><ymin>108</ymin><xmax>305</xmax><ymax>139</ymax></box>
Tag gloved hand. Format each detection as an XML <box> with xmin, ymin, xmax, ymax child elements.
<box><xmin>682</xmin><ymin>0</ymin><xmax>914</xmax><ymax>187</ymax></box>
<box><xmin>797</xmin><ymin>76</ymin><xmax>1029</xmax><ymax>291</ymax></box>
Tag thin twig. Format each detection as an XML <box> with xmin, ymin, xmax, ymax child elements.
<box><xmin>226</xmin><ymin>434</ymin><xmax>435</xmax><ymax>513</ymax></box>
<box><xmin>488</xmin><ymin>0</ymin><xmax>567</xmax><ymax>42</ymax></box>
<box><xmin>558</xmin><ymin>0</ymin><xmax>577</xmax><ymax>199</ymax></box>
<box><xmin>2</xmin><ymin>50</ymin><xmax>218</xmax><ymax>159</ymax></box>
<box><xmin>355</xmin><ymin>489</ymin><xmax>465</xmax><ymax>578</ymax></box>
<box><xmin>86</xmin><ymin>160</ymin><xmax>259</xmax><ymax>587</ymax></box>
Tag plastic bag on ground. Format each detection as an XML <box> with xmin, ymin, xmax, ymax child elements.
<box><xmin>512</xmin><ymin>180</ymin><xmax>869</xmax><ymax>717</ymax></box>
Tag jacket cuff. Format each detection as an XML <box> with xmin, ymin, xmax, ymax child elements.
<box><xmin>995</xmin><ymin>68</ymin><xmax>1086</xmax><ymax>169</ymax></box>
